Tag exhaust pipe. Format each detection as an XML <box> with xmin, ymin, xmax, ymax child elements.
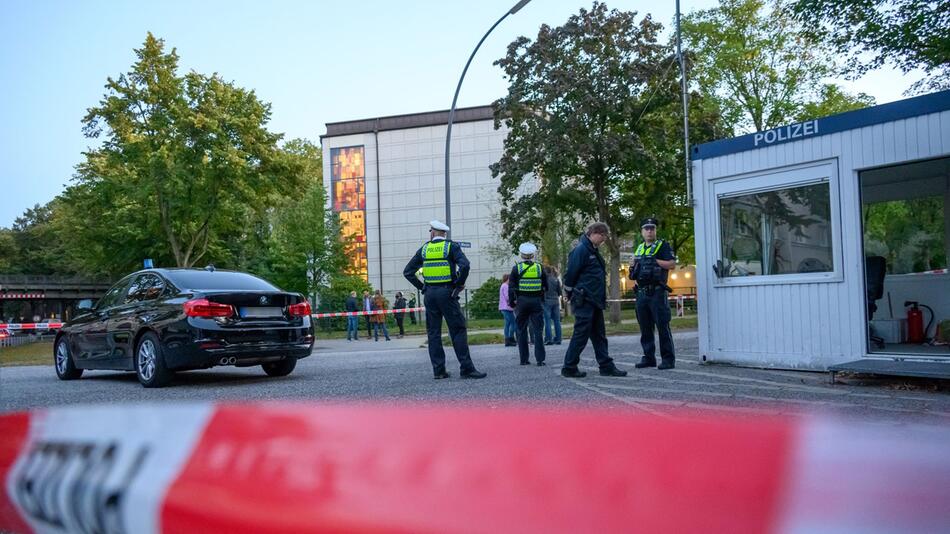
<box><xmin>219</xmin><ymin>357</ymin><xmax>230</xmax><ymax>365</ymax></box>
<box><xmin>218</xmin><ymin>357</ymin><xmax>238</xmax><ymax>366</ymax></box>
<box><xmin>229</xmin><ymin>357</ymin><xmax>237</xmax><ymax>365</ymax></box>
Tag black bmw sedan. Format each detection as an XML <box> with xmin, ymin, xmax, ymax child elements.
<box><xmin>54</xmin><ymin>267</ymin><xmax>314</xmax><ymax>387</ymax></box>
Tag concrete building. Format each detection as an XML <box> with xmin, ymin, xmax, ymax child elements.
<box><xmin>321</xmin><ymin>106</ymin><xmax>519</xmax><ymax>293</ymax></box>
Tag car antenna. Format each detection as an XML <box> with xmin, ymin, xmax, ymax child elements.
<box><xmin>205</xmin><ymin>264</ymin><xmax>215</xmax><ymax>272</ymax></box>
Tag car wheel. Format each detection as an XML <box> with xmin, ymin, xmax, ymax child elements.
<box><xmin>54</xmin><ymin>338</ymin><xmax>83</xmax><ymax>380</ymax></box>
<box><xmin>135</xmin><ymin>332</ymin><xmax>173</xmax><ymax>388</ymax></box>
<box><xmin>262</xmin><ymin>357</ymin><xmax>297</xmax><ymax>377</ymax></box>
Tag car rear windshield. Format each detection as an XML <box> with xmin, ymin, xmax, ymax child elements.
<box><xmin>163</xmin><ymin>271</ymin><xmax>279</xmax><ymax>291</ymax></box>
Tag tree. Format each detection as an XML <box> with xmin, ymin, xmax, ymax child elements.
<box><xmin>466</xmin><ymin>277</ymin><xmax>503</xmax><ymax>320</ymax></box>
<box><xmin>682</xmin><ymin>0</ymin><xmax>839</xmax><ymax>132</ymax></box>
<box><xmin>864</xmin><ymin>198</ymin><xmax>946</xmax><ymax>273</ymax></box>
<box><xmin>791</xmin><ymin>0</ymin><xmax>950</xmax><ymax>93</ymax></box>
<box><xmin>797</xmin><ymin>83</ymin><xmax>876</xmax><ymax>122</ymax></box>
<box><xmin>5</xmin><ymin>202</ymin><xmax>74</xmax><ymax>275</ymax></box>
<box><xmin>0</xmin><ymin>229</ymin><xmax>16</xmax><ymax>272</ymax></box>
<box><xmin>492</xmin><ymin>3</ymin><xmax>684</xmax><ymax>323</ymax></box>
<box><xmin>314</xmin><ymin>273</ymin><xmax>373</xmax><ymax>332</ymax></box>
<box><xmin>75</xmin><ymin>33</ymin><xmax>304</xmax><ymax>270</ymax></box>
<box><xmin>267</xmin><ymin>140</ymin><xmax>346</xmax><ymax>299</ymax></box>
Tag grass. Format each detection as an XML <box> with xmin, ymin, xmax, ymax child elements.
<box><xmin>316</xmin><ymin>310</ymin><xmax>694</xmax><ymax>338</ymax></box>
<box><xmin>2</xmin><ymin>316</ymin><xmax>698</xmax><ymax>362</ymax></box>
<box><xmin>0</xmin><ymin>341</ymin><xmax>54</xmax><ymax>367</ymax></box>
<box><xmin>441</xmin><ymin>333</ymin><xmax>507</xmax><ymax>346</ymax></box>
<box><xmin>314</xmin><ymin>316</ymin><xmax>506</xmax><ymax>339</ymax></box>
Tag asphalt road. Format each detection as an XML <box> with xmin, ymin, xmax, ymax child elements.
<box><xmin>2</xmin><ymin>331</ymin><xmax>949</xmax><ymax>424</ymax></box>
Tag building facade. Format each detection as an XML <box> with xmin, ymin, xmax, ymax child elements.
<box><xmin>321</xmin><ymin>106</ymin><xmax>519</xmax><ymax>293</ymax></box>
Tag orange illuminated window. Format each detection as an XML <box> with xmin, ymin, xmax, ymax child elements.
<box><xmin>331</xmin><ymin>146</ymin><xmax>368</xmax><ymax>278</ymax></box>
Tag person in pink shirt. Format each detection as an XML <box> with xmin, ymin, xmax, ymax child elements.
<box><xmin>499</xmin><ymin>274</ymin><xmax>517</xmax><ymax>347</ymax></box>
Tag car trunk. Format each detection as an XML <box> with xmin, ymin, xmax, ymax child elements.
<box><xmin>199</xmin><ymin>291</ymin><xmax>307</xmax><ymax>329</ymax></box>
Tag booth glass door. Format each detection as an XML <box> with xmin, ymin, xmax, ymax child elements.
<box><xmin>860</xmin><ymin>157</ymin><xmax>950</xmax><ymax>357</ymax></box>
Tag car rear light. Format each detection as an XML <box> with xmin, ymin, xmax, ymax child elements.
<box><xmin>183</xmin><ymin>299</ymin><xmax>235</xmax><ymax>318</ymax></box>
<box><xmin>287</xmin><ymin>301</ymin><xmax>312</xmax><ymax>317</ymax></box>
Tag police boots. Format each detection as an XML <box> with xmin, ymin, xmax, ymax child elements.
<box><xmin>658</xmin><ymin>358</ymin><xmax>675</xmax><ymax>370</ymax></box>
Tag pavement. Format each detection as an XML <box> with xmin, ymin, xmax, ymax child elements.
<box><xmin>2</xmin><ymin>331</ymin><xmax>949</xmax><ymax>424</ymax></box>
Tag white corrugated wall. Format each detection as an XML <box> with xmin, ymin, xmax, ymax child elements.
<box><xmin>693</xmin><ymin>109</ymin><xmax>950</xmax><ymax>370</ymax></box>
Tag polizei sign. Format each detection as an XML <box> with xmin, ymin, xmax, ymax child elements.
<box><xmin>690</xmin><ymin>91</ymin><xmax>950</xmax><ymax>160</ymax></box>
<box><xmin>753</xmin><ymin>120</ymin><xmax>819</xmax><ymax>147</ymax></box>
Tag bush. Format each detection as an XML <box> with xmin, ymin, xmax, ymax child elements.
<box><xmin>315</xmin><ymin>274</ymin><xmax>373</xmax><ymax>332</ymax></box>
<box><xmin>466</xmin><ymin>277</ymin><xmax>502</xmax><ymax>320</ymax></box>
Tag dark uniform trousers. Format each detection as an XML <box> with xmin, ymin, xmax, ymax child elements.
<box><xmin>515</xmin><ymin>295</ymin><xmax>545</xmax><ymax>364</ymax></box>
<box><xmin>636</xmin><ymin>287</ymin><xmax>675</xmax><ymax>362</ymax></box>
<box><xmin>562</xmin><ymin>305</ymin><xmax>614</xmax><ymax>370</ymax></box>
<box><xmin>424</xmin><ymin>285</ymin><xmax>475</xmax><ymax>374</ymax></box>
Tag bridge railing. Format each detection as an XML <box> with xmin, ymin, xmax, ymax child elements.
<box><xmin>0</xmin><ymin>274</ymin><xmax>112</xmax><ymax>291</ymax></box>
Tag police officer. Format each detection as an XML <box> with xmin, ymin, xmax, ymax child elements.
<box><xmin>560</xmin><ymin>222</ymin><xmax>628</xmax><ymax>378</ymax></box>
<box><xmin>508</xmin><ymin>242</ymin><xmax>548</xmax><ymax>366</ymax></box>
<box><xmin>630</xmin><ymin>217</ymin><xmax>677</xmax><ymax>369</ymax></box>
<box><xmin>403</xmin><ymin>220</ymin><xmax>487</xmax><ymax>379</ymax></box>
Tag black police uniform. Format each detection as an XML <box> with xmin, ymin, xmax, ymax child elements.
<box><xmin>561</xmin><ymin>234</ymin><xmax>625</xmax><ymax>377</ymax></box>
<box><xmin>508</xmin><ymin>260</ymin><xmax>548</xmax><ymax>366</ymax></box>
<box><xmin>403</xmin><ymin>238</ymin><xmax>484</xmax><ymax>378</ymax></box>
<box><xmin>630</xmin><ymin>237</ymin><xmax>676</xmax><ymax>368</ymax></box>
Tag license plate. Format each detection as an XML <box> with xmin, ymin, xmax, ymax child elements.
<box><xmin>239</xmin><ymin>307</ymin><xmax>284</xmax><ymax>318</ymax></box>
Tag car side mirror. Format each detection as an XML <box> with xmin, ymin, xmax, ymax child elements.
<box><xmin>77</xmin><ymin>299</ymin><xmax>95</xmax><ymax>311</ymax></box>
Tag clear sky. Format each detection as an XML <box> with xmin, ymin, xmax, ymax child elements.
<box><xmin>0</xmin><ymin>0</ymin><xmax>925</xmax><ymax>227</ymax></box>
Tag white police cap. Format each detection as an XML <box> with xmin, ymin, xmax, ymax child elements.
<box><xmin>519</xmin><ymin>242</ymin><xmax>538</xmax><ymax>256</ymax></box>
<box><xmin>429</xmin><ymin>220</ymin><xmax>450</xmax><ymax>232</ymax></box>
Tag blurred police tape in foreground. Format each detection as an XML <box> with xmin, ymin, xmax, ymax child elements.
<box><xmin>1</xmin><ymin>403</ymin><xmax>948</xmax><ymax>533</ymax></box>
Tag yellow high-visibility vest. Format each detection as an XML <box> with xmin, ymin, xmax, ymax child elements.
<box><xmin>422</xmin><ymin>240</ymin><xmax>452</xmax><ymax>284</ymax></box>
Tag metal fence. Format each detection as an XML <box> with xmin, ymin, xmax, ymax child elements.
<box><xmin>0</xmin><ymin>334</ymin><xmax>53</xmax><ymax>349</ymax></box>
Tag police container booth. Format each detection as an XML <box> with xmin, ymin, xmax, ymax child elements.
<box><xmin>691</xmin><ymin>90</ymin><xmax>950</xmax><ymax>378</ymax></box>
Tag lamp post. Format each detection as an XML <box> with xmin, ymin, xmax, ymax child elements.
<box><xmin>676</xmin><ymin>0</ymin><xmax>692</xmax><ymax>206</ymax></box>
<box><xmin>444</xmin><ymin>0</ymin><xmax>532</xmax><ymax>238</ymax></box>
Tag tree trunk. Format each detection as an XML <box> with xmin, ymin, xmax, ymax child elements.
<box><xmin>607</xmin><ymin>236</ymin><xmax>621</xmax><ymax>324</ymax></box>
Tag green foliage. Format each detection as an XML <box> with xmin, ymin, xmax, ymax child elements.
<box><xmin>314</xmin><ymin>274</ymin><xmax>373</xmax><ymax>331</ymax></box>
<box><xmin>863</xmin><ymin>197</ymin><xmax>946</xmax><ymax>274</ymax></box>
<box><xmin>492</xmin><ymin>2</ymin><xmax>721</xmax><ymax>320</ymax></box>
<box><xmin>791</xmin><ymin>0</ymin><xmax>950</xmax><ymax>93</ymax></box>
<box><xmin>66</xmin><ymin>33</ymin><xmax>305</xmax><ymax>273</ymax></box>
<box><xmin>2</xmin><ymin>203</ymin><xmax>74</xmax><ymax>275</ymax></box>
<box><xmin>266</xmin><ymin>140</ymin><xmax>345</xmax><ymax>297</ymax></box>
<box><xmin>466</xmin><ymin>276</ymin><xmax>502</xmax><ymax>320</ymax></box>
<box><xmin>2</xmin><ymin>33</ymin><xmax>351</xmax><ymax>295</ymax></box>
<box><xmin>682</xmin><ymin>0</ymin><xmax>856</xmax><ymax>132</ymax></box>
<box><xmin>0</xmin><ymin>229</ymin><xmax>15</xmax><ymax>272</ymax></box>
<box><xmin>797</xmin><ymin>84</ymin><xmax>875</xmax><ymax>122</ymax></box>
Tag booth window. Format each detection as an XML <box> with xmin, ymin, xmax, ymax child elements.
<box><xmin>719</xmin><ymin>181</ymin><xmax>833</xmax><ymax>277</ymax></box>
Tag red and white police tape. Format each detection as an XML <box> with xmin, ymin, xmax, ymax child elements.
<box><xmin>0</xmin><ymin>323</ymin><xmax>63</xmax><ymax>331</ymax></box>
<box><xmin>0</xmin><ymin>298</ymin><xmax>697</xmax><ymax>330</ymax></box>
<box><xmin>607</xmin><ymin>294</ymin><xmax>697</xmax><ymax>303</ymax></box>
<box><xmin>1</xmin><ymin>403</ymin><xmax>947</xmax><ymax>533</ymax></box>
<box><xmin>0</xmin><ymin>310</ymin><xmax>428</xmax><ymax>331</ymax></box>
<box><xmin>310</xmin><ymin>306</ymin><xmax>425</xmax><ymax>319</ymax></box>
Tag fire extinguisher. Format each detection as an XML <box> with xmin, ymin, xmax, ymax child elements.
<box><xmin>904</xmin><ymin>301</ymin><xmax>934</xmax><ymax>344</ymax></box>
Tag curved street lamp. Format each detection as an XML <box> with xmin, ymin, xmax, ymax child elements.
<box><xmin>444</xmin><ymin>0</ymin><xmax>532</xmax><ymax>238</ymax></box>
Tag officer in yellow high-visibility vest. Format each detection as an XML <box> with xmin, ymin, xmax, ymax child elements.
<box><xmin>403</xmin><ymin>220</ymin><xmax>486</xmax><ymax>379</ymax></box>
<box><xmin>508</xmin><ymin>242</ymin><xmax>548</xmax><ymax>366</ymax></box>
<box><xmin>630</xmin><ymin>217</ymin><xmax>677</xmax><ymax>369</ymax></box>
